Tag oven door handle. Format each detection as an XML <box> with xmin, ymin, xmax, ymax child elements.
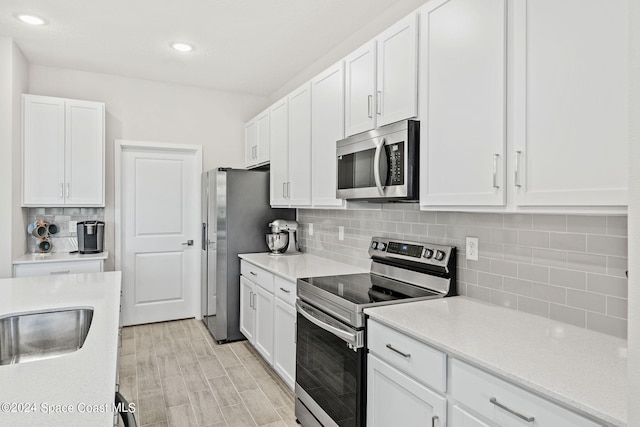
<box><xmin>373</xmin><ymin>138</ymin><xmax>387</xmax><ymax>195</ymax></box>
<box><xmin>296</xmin><ymin>300</ymin><xmax>362</xmax><ymax>348</ymax></box>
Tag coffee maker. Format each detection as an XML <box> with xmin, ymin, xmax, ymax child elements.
<box><xmin>77</xmin><ymin>220</ymin><xmax>105</xmax><ymax>254</ymax></box>
<box><xmin>266</xmin><ymin>219</ymin><xmax>301</xmax><ymax>256</ymax></box>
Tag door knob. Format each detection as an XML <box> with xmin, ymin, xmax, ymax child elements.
<box><xmin>182</xmin><ymin>240</ymin><xmax>194</xmax><ymax>246</ymax></box>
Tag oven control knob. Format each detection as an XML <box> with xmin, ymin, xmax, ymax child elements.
<box><xmin>423</xmin><ymin>248</ymin><xmax>434</xmax><ymax>259</ymax></box>
<box><xmin>434</xmin><ymin>250</ymin><xmax>446</xmax><ymax>261</ymax></box>
<box><xmin>379</xmin><ymin>243</ymin><xmax>387</xmax><ymax>251</ymax></box>
<box><xmin>371</xmin><ymin>241</ymin><xmax>379</xmax><ymax>250</ymax></box>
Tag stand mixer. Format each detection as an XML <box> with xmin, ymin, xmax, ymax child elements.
<box><xmin>266</xmin><ymin>219</ymin><xmax>301</xmax><ymax>256</ymax></box>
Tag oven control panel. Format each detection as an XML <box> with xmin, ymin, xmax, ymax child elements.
<box><xmin>369</xmin><ymin>236</ymin><xmax>454</xmax><ymax>269</ymax></box>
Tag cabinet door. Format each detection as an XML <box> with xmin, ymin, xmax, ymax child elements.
<box><xmin>368</xmin><ymin>355</ymin><xmax>447</xmax><ymax>427</ymax></box>
<box><xmin>311</xmin><ymin>62</ymin><xmax>345</xmax><ymax>207</ymax></box>
<box><xmin>345</xmin><ymin>41</ymin><xmax>376</xmax><ymax>136</ymax></box>
<box><xmin>244</xmin><ymin>119</ymin><xmax>258</xmax><ymax>168</ymax></box>
<box><xmin>512</xmin><ymin>0</ymin><xmax>628</xmax><ymax>206</ymax></box>
<box><xmin>273</xmin><ymin>298</ymin><xmax>296</xmax><ymax>390</ymax></box>
<box><xmin>254</xmin><ymin>285</ymin><xmax>275</xmax><ymax>364</ymax></box>
<box><xmin>256</xmin><ymin>109</ymin><xmax>270</xmax><ymax>165</ymax></box>
<box><xmin>287</xmin><ymin>83</ymin><xmax>312</xmax><ymax>206</ymax></box>
<box><xmin>419</xmin><ymin>0</ymin><xmax>506</xmax><ymax>207</ymax></box>
<box><xmin>239</xmin><ymin>277</ymin><xmax>255</xmax><ymax>344</ymax></box>
<box><xmin>376</xmin><ymin>12</ymin><xmax>419</xmax><ymax>127</ymax></box>
<box><xmin>269</xmin><ymin>98</ymin><xmax>289</xmax><ymax>206</ymax></box>
<box><xmin>451</xmin><ymin>404</ymin><xmax>492</xmax><ymax>427</ymax></box>
<box><xmin>22</xmin><ymin>95</ymin><xmax>66</xmax><ymax>206</ymax></box>
<box><xmin>65</xmin><ymin>100</ymin><xmax>105</xmax><ymax>206</ymax></box>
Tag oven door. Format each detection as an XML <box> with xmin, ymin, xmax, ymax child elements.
<box><xmin>295</xmin><ymin>299</ymin><xmax>366</xmax><ymax>427</ymax></box>
<box><xmin>336</xmin><ymin>120</ymin><xmax>418</xmax><ymax>201</ymax></box>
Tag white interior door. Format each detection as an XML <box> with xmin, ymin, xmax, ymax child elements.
<box><xmin>120</xmin><ymin>142</ymin><xmax>201</xmax><ymax>326</ymax></box>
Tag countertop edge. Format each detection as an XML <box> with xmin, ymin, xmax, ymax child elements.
<box><xmin>365</xmin><ymin>304</ymin><xmax>626</xmax><ymax>427</ymax></box>
<box><xmin>13</xmin><ymin>251</ymin><xmax>109</xmax><ymax>264</ymax></box>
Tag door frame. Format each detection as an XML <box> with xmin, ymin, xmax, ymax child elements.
<box><xmin>115</xmin><ymin>139</ymin><xmax>203</xmax><ymax>320</ymax></box>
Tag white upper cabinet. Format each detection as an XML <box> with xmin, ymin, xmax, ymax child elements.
<box><xmin>376</xmin><ymin>13</ymin><xmax>419</xmax><ymax>127</ymax></box>
<box><xmin>23</xmin><ymin>94</ymin><xmax>105</xmax><ymax>207</ymax></box>
<box><xmin>512</xmin><ymin>0</ymin><xmax>628</xmax><ymax>208</ymax></box>
<box><xmin>269</xmin><ymin>98</ymin><xmax>289</xmax><ymax>206</ymax></box>
<box><xmin>287</xmin><ymin>83</ymin><xmax>312</xmax><ymax>206</ymax></box>
<box><xmin>311</xmin><ymin>61</ymin><xmax>345</xmax><ymax>207</ymax></box>
<box><xmin>345</xmin><ymin>41</ymin><xmax>377</xmax><ymax>136</ymax></box>
<box><xmin>419</xmin><ymin>0</ymin><xmax>507</xmax><ymax>207</ymax></box>
<box><xmin>244</xmin><ymin>108</ymin><xmax>270</xmax><ymax>169</ymax></box>
<box><xmin>244</xmin><ymin>119</ymin><xmax>257</xmax><ymax>167</ymax></box>
<box><xmin>345</xmin><ymin>13</ymin><xmax>419</xmax><ymax>137</ymax></box>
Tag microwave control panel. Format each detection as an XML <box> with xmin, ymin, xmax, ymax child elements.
<box><xmin>388</xmin><ymin>142</ymin><xmax>404</xmax><ymax>185</ymax></box>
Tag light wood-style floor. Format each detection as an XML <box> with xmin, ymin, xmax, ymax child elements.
<box><xmin>118</xmin><ymin>319</ymin><xmax>297</xmax><ymax>427</ymax></box>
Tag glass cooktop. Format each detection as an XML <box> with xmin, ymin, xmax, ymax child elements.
<box><xmin>298</xmin><ymin>273</ymin><xmax>439</xmax><ymax>306</ymax></box>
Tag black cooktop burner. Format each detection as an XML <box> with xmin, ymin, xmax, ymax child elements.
<box><xmin>299</xmin><ymin>273</ymin><xmax>440</xmax><ymax>306</ymax></box>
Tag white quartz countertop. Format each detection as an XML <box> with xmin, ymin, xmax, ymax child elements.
<box><xmin>13</xmin><ymin>251</ymin><xmax>109</xmax><ymax>264</ymax></box>
<box><xmin>238</xmin><ymin>252</ymin><xmax>367</xmax><ymax>281</ymax></box>
<box><xmin>365</xmin><ymin>297</ymin><xmax>627</xmax><ymax>426</ymax></box>
<box><xmin>0</xmin><ymin>271</ymin><xmax>122</xmax><ymax>427</ymax></box>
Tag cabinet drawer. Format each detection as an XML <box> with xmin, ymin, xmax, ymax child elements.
<box><xmin>367</xmin><ymin>319</ymin><xmax>446</xmax><ymax>393</ymax></box>
<box><xmin>14</xmin><ymin>260</ymin><xmax>103</xmax><ymax>278</ymax></box>
<box><xmin>449</xmin><ymin>359</ymin><xmax>601</xmax><ymax>427</ymax></box>
<box><xmin>274</xmin><ymin>276</ymin><xmax>295</xmax><ymax>306</ymax></box>
<box><xmin>241</xmin><ymin>261</ymin><xmax>274</xmax><ymax>292</ymax></box>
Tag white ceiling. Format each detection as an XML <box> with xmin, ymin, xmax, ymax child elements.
<box><xmin>0</xmin><ymin>0</ymin><xmax>420</xmax><ymax>97</ymax></box>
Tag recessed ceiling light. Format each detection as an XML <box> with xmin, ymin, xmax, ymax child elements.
<box><xmin>170</xmin><ymin>42</ymin><xmax>194</xmax><ymax>53</ymax></box>
<box><xmin>16</xmin><ymin>14</ymin><xmax>46</xmax><ymax>26</ymax></box>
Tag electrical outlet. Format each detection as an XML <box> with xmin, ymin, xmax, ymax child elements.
<box><xmin>69</xmin><ymin>220</ymin><xmax>78</xmax><ymax>233</ymax></box>
<box><xmin>338</xmin><ymin>226</ymin><xmax>344</xmax><ymax>241</ymax></box>
<box><xmin>466</xmin><ymin>237</ymin><xmax>479</xmax><ymax>261</ymax></box>
<box><xmin>309</xmin><ymin>223</ymin><xmax>314</xmax><ymax>236</ymax></box>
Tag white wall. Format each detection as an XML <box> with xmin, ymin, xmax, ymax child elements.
<box><xmin>267</xmin><ymin>0</ymin><xmax>427</xmax><ymax>104</ymax></box>
<box><xmin>0</xmin><ymin>38</ymin><xmax>28</xmax><ymax>278</ymax></box>
<box><xmin>29</xmin><ymin>66</ymin><xmax>267</xmax><ymax>269</ymax></box>
<box><xmin>627</xmin><ymin>0</ymin><xmax>640</xmax><ymax>423</ymax></box>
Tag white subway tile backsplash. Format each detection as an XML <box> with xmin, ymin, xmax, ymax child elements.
<box><xmin>549</xmin><ymin>232</ymin><xmax>586</xmax><ymax>252</ymax></box>
<box><xmin>567</xmin><ymin>215</ymin><xmax>607</xmax><ymax>234</ymax></box>
<box><xmin>587</xmin><ymin>235</ymin><xmax>628</xmax><ymax>257</ymax></box>
<box><xmin>298</xmin><ymin>208</ymin><xmax>627</xmax><ymax>338</ymax></box>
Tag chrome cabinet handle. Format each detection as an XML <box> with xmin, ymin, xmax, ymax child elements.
<box><xmin>490</xmin><ymin>397</ymin><xmax>534</xmax><ymax>422</ymax></box>
<box><xmin>66</xmin><ymin>182</ymin><xmax>69</xmax><ymax>198</ymax></box>
<box><xmin>181</xmin><ymin>240</ymin><xmax>194</xmax><ymax>246</ymax></box>
<box><xmin>367</xmin><ymin>95</ymin><xmax>373</xmax><ymax>118</ymax></box>
<box><xmin>287</xmin><ymin>182</ymin><xmax>291</xmax><ymax>198</ymax></box>
<box><xmin>431</xmin><ymin>415</ymin><xmax>439</xmax><ymax>427</ymax></box>
<box><xmin>373</xmin><ymin>138</ymin><xmax>386</xmax><ymax>196</ymax></box>
<box><xmin>279</xmin><ymin>287</ymin><xmax>291</xmax><ymax>294</ymax></box>
<box><xmin>50</xmin><ymin>270</ymin><xmax>70</xmax><ymax>275</ymax></box>
<box><xmin>492</xmin><ymin>153</ymin><xmax>500</xmax><ymax>189</ymax></box>
<box><xmin>386</xmin><ymin>344</ymin><xmax>411</xmax><ymax>358</ymax></box>
<box><xmin>515</xmin><ymin>150</ymin><xmax>522</xmax><ymax>187</ymax></box>
<box><xmin>376</xmin><ymin>91</ymin><xmax>381</xmax><ymax>115</ymax></box>
<box><xmin>59</xmin><ymin>183</ymin><xmax>64</xmax><ymax>198</ymax></box>
<box><xmin>283</xmin><ymin>182</ymin><xmax>286</xmax><ymax>198</ymax></box>
<box><xmin>249</xmin><ymin>291</ymin><xmax>254</xmax><ymax>308</ymax></box>
<box><xmin>250</xmin><ymin>271</ymin><xmax>257</xmax><ymax>276</ymax></box>
<box><xmin>252</xmin><ymin>292</ymin><xmax>256</xmax><ymax>310</ymax></box>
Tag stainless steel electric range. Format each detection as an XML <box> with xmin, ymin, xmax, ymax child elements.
<box><xmin>294</xmin><ymin>236</ymin><xmax>457</xmax><ymax>427</ymax></box>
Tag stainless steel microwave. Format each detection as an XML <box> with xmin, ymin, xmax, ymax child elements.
<box><xmin>336</xmin><ymin>120</ymin><xmax>419</xmax><ymax>202</ymax></box>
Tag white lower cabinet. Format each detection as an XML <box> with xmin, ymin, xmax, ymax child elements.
<box><xmin>368</xmin><ymin>355</ymin><xmax>447</xmax><ymax>427</ymax></box>
<box><xmin>366</xmin><ymin>318</ymin><xmax>604</xmax><ymax>427</ymax></box>
<box><xmin>240</xmin><ymin>261</ymin><xmax>296</xmax><ymax>390</ymax></box>
<box><xmin>13</xmin><ymin>259</ymin><xmax>104</xmax><ymax>278</ymax></box>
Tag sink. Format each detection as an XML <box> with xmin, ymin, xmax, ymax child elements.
<box><xmin>0</xmin><ymin>307</ymin><xmax>94</xmax><ymax>366</ymax></box>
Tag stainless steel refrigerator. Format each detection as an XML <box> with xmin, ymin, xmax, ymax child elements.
<box><xmin>201</xmin><ymin>168</ymin><xmax>294</xmax><ymax>343</ymax></box>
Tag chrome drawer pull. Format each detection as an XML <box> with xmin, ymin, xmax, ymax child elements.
<box><xmin>279</xmin><ymin>287</ymin><xmax>291</xmax><ymax>293</ymax></box>
<box><xmin>490</xmin><ymin>397</ymin><xmax>534</xmax><ymax>422</ymax></box>
<box><xmin>250</xmin><ymin>271</ymin><xmax>257</xmax><ymax>276</ymax></box>
<box><xmin>386</xmin><ymin>344</ymin><xmax>410</xmax><ymax>358</ymax></box>
<box><xmin>50</xmin><ymin>270</ymin><xmax>70</xmax><ymax>275</ymax></box>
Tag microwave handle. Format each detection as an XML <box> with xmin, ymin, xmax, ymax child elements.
<box><xmin>373</xmin><ymin>138</ymin><xmax>387</xmax><ymax>196</ymax></box>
